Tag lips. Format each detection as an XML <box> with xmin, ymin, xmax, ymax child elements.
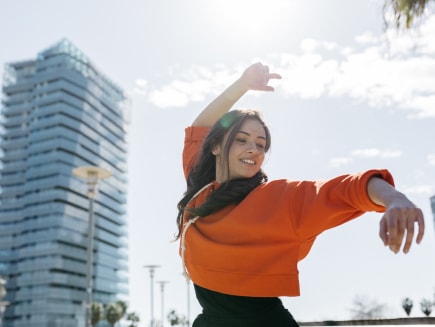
<box><xmin>241</xmin><ymin>159</ymin><xmax>256</xmax><ymax>165</ymax></box>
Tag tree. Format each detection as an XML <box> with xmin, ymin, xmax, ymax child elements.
<box><xmin>0</xmin><ymin>277</ymin><xmax>6</xmax><ymax>302</ymax></box>
<box><xmin>384</xmin><ymin>0</ymin><xmax>434</xmax><ymax>28</ymax></box>
<box><xmin>420</xmin><ymin>299</ymin><xmax>433</xmax><ymax>316</ymax></box>
<box><xmin>115</xmin><ymin>300</ymin><xmax>127</xmax><ymax>316</ymax></box>
<box><xmin>106</xmin><ymin>302</ymin><xmax>123</xmax><ymax>327</ymax></box>
<box><xmin>167</xmin><ymin>309</ymin><xmax>189</xmax><ymax>326</ymax></box>
<box><xmin>115</xmin><ymin>300</ymin><xmax>127</xmax><ymax>326</ymax></box>
<box><xmin>402</xmin><ymin>297</ymin><xmax>413</xmax><ymax>316</ymax></box>
<box><xmin>91</xmin><ymin>302</ymin><xmax>104</xmax><ymax>327</ymax></box>
<box><xmin>151</xmin><ymin>320</ymin><xmax>162</xmax><ymax>327</ymax></box>
<box><xmin>349</xmin><ymin>294</ymin><xmax>386</xmax><ymax>319</ymax></box>
<box><xmin>126</xmin><ymin>312</ymin><xmax>140</xmax><ymax>327</ymax></box>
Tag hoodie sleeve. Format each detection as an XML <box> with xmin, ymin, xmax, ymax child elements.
<box><xmin>290</xmin><ymin>169</ymin><xmax>395</xmax><ymax>241</ymax></box>
<box><xmin>182</xmin><ymin>126</ymin><xmax>211</xmax><ymax>181</ymax></box>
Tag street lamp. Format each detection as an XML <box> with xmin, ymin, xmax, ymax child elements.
<box><xmin>180</xmin><ymin>272</ymin><xmax>191</xmax><ymax>326</ymax></box>
<box><xmin>186</xmin><ymin>279</ymin><xmax>191</xmax><ymax>326</ymax></box>
<box><xmin>143</xmin><ymin>265</ymin><xmax>160</xmax><ymax>327</ymax></box>
<box><xmin>73</xmin><ymin>166</ymin><xmax>112</xmax><ymax>327</ymax></box>
<box><xmin>156</xmin><ymin>281</ymin><xmax>169</xmax><ymax>327</ymax></box>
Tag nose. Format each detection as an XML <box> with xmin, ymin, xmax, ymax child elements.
<box><xmin>246</xmin><ymin>142</ymin><xmax>258</xmax><ymax>154</ymax></box>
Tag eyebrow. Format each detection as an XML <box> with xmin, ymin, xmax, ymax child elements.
<box><xmin>237</xmin><ymin>130</ymin><xmax>267</xmax><ymax>140</ymax></box>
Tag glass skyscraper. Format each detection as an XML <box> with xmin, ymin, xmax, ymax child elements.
<box><xmin>431</xmin><ymin>195</ymin><xmax>435</xmax><ymax>233</ymax></box>
<box><xmin>0</xmin><ymin>39</ymin><xmax>130</xmax><ymax>327</ymax></box>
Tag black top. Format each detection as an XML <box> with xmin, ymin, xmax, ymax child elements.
<box><xmin>193</xmin><ymin>284</ymin><xmax>299</xmax><ymax>327</ymax></box>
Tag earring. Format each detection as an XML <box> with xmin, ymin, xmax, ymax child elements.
<box><xmin>212</xmin><ymin>147</ymin><xmax>219</xmax><ymax>155</ymax></box>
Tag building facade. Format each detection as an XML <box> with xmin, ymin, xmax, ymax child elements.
<box><xmin>0</xmin><ymin>39</ymin><xmax>130</xmax><ymax>327</ymax></box>
<box><xmin>431</xmin><ymin>195</ymin><xmax>435</xmax><ymax>233</ymax></box>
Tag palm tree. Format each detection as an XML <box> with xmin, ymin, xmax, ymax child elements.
<box><xmin>91</xmin><ymin>302</ymin><xmax>104</xmax><ymax>327</ymax></box>
<box><xmin>420</xmin><ymin>299</ymin><xmax>433</xmax><ymax>316</ymax></box>
<box><xmin>106</xmin><ymin>303</ymin><xmax>122</xmax><ymax>327</ymax></box>
<box><xmin>115</xmin><ymin>300</ymin><xmax>127</xmax><ymax>325</ymax></box>
<box><xmin>167</xmin><ymin>309</ymin><xmax>189</xmax><ymax>326</ymax></box>
<box><xmin>402</xmin><ymin>297</ymin><xmax>413</xmax><ymax>316</ymax></box>
<box><xmin>384</xmin><ymin>0</ymin><xmax>434</xmax><ymax>28</ymax></box>
<box><xmin>126</xmin><ymin>312</ymin><xmax>140</xmax><ymax>327</ymax></box>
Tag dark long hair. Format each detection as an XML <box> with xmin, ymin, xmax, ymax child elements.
<box><xmin>175</xmin><ymin>109</ymin><xmax>271</xmax><ymax>239</ymax></box>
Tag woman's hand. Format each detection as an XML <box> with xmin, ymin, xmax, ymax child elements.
<box><xmin>367</xmin><ymin>176</ymin><xmax>425</xmax><ymax>254</ymax></box>
<box><xmin>192</xmin><ymin>62</ymin><xmax>281</xmax><ymax>127</ymax></box>
<box><xmin>379</xmin><ymin>197</ymin><xmax>424</xmax><ymax>254</ymax></box>
<box><xmin>239</xmin><ymin>62</ymin><xmax>282</xmax><ymax>92</ymax></box>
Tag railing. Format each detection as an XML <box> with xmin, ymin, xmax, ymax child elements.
<box><xmin>299</xmin><ymin>317</ymin><xmax>435</xmax><ymax>326</ymax></box>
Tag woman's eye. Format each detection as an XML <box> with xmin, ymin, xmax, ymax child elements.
<box><xmin>256</xmin><ymin>144</ymin><xmax>265</xmax><ymax>150</ymax></box>
<box><xmin>236</xmin><ymin>138</ymin><xmax>246</xmax><ymax>143</ymax></box>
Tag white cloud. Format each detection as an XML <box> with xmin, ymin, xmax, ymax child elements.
<box><xmin>280</xmin><ymin>54</ymin><xmax>338</xmax><ymax>98</ymax></box>
<box><xmin>141</xmin><ymin>65</ymin><xmax>238</xmax><ymax>108</ymax></box>
<box><xmin>378</xmin><ymin>150</ymin><xmax>402</xmax><ymax>158</ymax></box>
<box><xmin>133</xmin><ymin>79</ymin><xmax>148</xmax><ymax>96</ymax></box>
<box><xmin>135</xmin><ymin>79</ymin><xmax>147</xmax><ymax>88</ymax></box>
<box><xmin>329</xmin><ymin>157</ymin><xmax>353</xmax><ymax>168</ymax></box>
<box><xmin>300</xmin><ymin>39</ymin><xmax>337</xmax><ymax>52</ymax></box>
<box><xmin>283</xmin><ymin>16</ymin><xmax>435</xmax><ymax>118</ymax></box>
<box><xmin>136</xmin><ymin>16</ymin><xmax>435</xmax><ymax>116</ymax></box>
<box><xmin>405</xmin><ymin>94</ymin><xmax>435</xmax><ymax>118</ymax></box>
<box><xmin>355</xmin><ymin>32</ymin><xmax>379</xmax><ymax>45</ymax></box>
<box><xmin>402</xmin><ymin>184</ymin><xmax>434</xmax><ymax>196</ymax></box>
<box><xmin>428</xmin><ymin>154</ymin><xmax>435</xmax><ymax>165</ymax></box>
<box><xmin>350</xmin><ymin>148</ymin><xmax>402</xmax><ymax>158</ymax></box>
<box><xmin>328</xmin><ymin>148</ymin><xmax>402</xmax><ymax>167</ymax></box>
<box><xmin>351</xmin><ymin>148</ymin><xmax>380</xmax><ymax>158</ymax></box>
<box><xmin>148</xmin><ymin>85</ymin><xmax>190</xmax><ymax>108</ymax></box>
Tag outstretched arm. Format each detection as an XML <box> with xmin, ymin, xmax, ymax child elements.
<box><xmin>192</xmin><ymin>62</ymin><xmax>281</xmax><ymax>127</ymax></box>
<box><xmin>367</xmin><ymin>177</ymin><xmax>425</xmax><ymax>254</ymax></box>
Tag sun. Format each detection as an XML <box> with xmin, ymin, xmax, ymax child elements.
<box><xmin>211</xmin><ymin>0</ymin><xmax>292</xmax><ymax>37</ymax></box>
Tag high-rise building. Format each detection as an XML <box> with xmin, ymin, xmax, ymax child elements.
<box><xmin>431</xmin><ymin>195</ymin><xmax>435</xmax><ymax>233</ymax></box>
<box><xmin>0</xmin><ymin>39</ymin><xmax>130</xmax><ymax>327</ymax></box>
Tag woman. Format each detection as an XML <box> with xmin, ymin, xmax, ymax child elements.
<box><xmin>175</xmin><ymin>62</ymin><xmax>425</xmax><ymax>327</ymax></box>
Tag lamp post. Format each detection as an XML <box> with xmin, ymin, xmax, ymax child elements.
<box><xmin>156</xmin><ymin>281</ymin><xmax>169</xmax><ymax>327</ymax></box>
<box><xmin>143</xmin><ymin>265</ymin><xmax>160</xmax><ymax>327</ymax></box>
<box><xmin>180</xmin><ymin>272</ymin><xmax>191</xmax><ymax>326</ymax></box>
<box><xmin>73</xmin><ymin>166</ymin><xmax>112</xmax><ymax>327</ymax></box>
<box><xmin>186</xmin><ymin>279</ymin><xmax>191</xmax><ymax>326</ymax></box>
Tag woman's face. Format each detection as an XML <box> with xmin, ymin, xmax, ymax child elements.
<box><xmin>213</xmin><ymin>119</ymin><xmax>267</xmax><ymax>183</ymax></box>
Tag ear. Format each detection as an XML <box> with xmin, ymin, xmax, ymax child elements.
<box><xmin>211</xmin><ymin>145</ymin><xmax>220</xmax><ymax>156</ymax></box>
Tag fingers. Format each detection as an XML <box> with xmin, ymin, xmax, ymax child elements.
<box><xmin>269</xmin><ymin>73</ymin><xmax>282</xmax><ymax>80</ymax></box>
<box><xmin>379</xmin><ymin>207</ymin><xmax>425</xmax><ymax>254</ymax></box>
<box><xmin>262</xmin><ymin>65</ymin><xmax>281</xmax><ymax>82</ymax></box>
<box><xmin>379</xmin><ymin>218</ymin><xmax>388</xmax><ymax>246</ymax></box>
<box><xmin>246</xmin><ymin>62</ymin><xmax>281</xmax><ymax>91</ymax></box>
<box><xmin>381</xmin><ymin>209</ymin><xmax>402</xmax><ymax>253</ymax></box>
<box><xmin>262</xmin><ymin>71</ymin><xmax>281</xmax><ymax>92</ymax></box>
<box><xmin>415</xmin><ymin>210</ymin><xmax>425</xmax><ymax>244</ymax></box>
<box><xmin>402</xmin><ymin>217</ymin><xmax>415</xmax><ymax>254</ymax></box>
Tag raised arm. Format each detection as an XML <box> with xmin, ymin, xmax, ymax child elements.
<box><xmin>192</xmin><ymin>62</ymin><xmax>282</xmax><ymax>127</ymax></box>
<box><xmin>367</xmin><ymin>177</ymin><xmax>425</xmax><ymax>254</ymax></box>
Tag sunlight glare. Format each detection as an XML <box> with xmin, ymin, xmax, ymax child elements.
<box><xmin>213</xmin><ymin>0</ymin><xmax>292</xmax><ymax>37</ymax></box>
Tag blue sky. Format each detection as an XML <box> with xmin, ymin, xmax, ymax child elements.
<box><xmin>1</xmin><ymin>0</ymin><xmax>435</xmax><ymax>325</ymax></box>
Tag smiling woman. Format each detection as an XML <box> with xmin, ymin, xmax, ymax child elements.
<box><xmin>174</xmin><ymin>62</ymin><xmax>425</xmax><ymax>327</ymax></box>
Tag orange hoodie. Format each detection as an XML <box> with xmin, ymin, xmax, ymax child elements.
<box><xmin>180</xmin><ymin>126</ymin><xmax>394</xmax><ymax>297</ymax></box>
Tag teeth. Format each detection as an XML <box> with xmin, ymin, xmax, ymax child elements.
<box><xmin>242</xmin><ymin>159</ymin><xmax>255</xmax><ymax>165</ymax></box>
